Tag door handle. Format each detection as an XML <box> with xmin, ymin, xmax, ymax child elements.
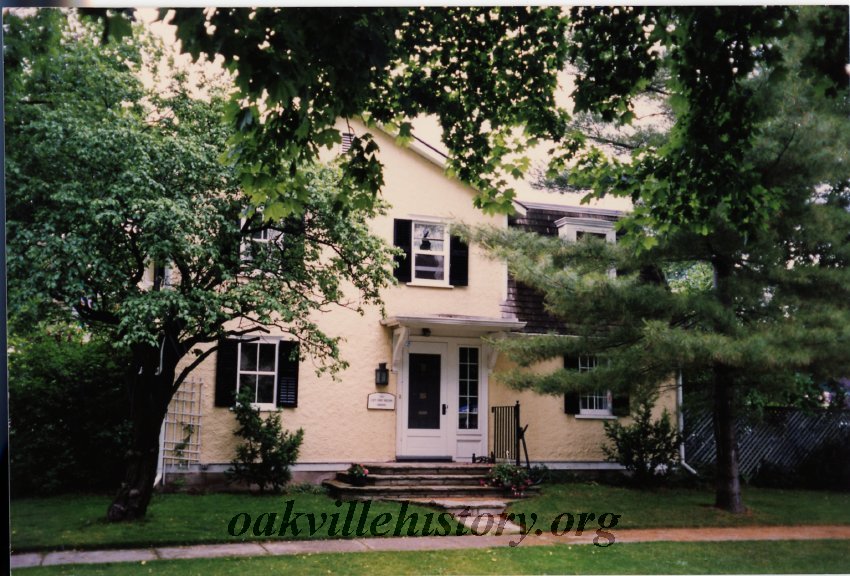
<box><xmin>442</xmin><ymin>404</ymin><xmax>447</xmax><ymax>415</ymax></box>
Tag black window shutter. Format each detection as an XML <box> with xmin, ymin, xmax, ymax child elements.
<box><xmin>214</xmin><ymin>339</ymin><xmax>239</xmax><ymax>407</ymax></box>
<box><xmin>277</xmin><ymin>341</ymin><xmax>299</xmax><ymax>408</ymax></box>
<box><xmin>563</xmin><ymin>355</ymin><xmax>580</xmax><ymax>414</ymax></box>
<box><xmin>564</xmin><ymin>392</ymin><xmax>580</xmax><ymax>415</ymax></box>
<box><xmin>393</xmin><ymin>219</ymin><xmax>412</xmax><ymax>282</ymax></box>
<box><xmin>612</xmin><ymin>393</ymin><xmax>630</xmax><ymax>417</ymax></box>
<box><xmin>449</xmin><ymin>235</ymin><xmax>469</xmax><ymax>287</ymax></box>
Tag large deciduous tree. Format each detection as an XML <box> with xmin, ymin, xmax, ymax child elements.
<box><xmin>166</xmin><ymin>7</ymin><xmax>571</xmax><ymax>216</ymax></box>
<box><xmin>5</xmin><ymin>10</ymin><xmax>395</xmax><ymax>521</ymax></box>
<box><xmin>468</xmin><ymin>6</ymin><xmax>850</xmax><ymax>513</ymax></box>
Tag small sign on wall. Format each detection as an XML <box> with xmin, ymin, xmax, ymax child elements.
<box><xmin>367</xmin><ymin>392</ymin><xmax>396</xmax><ymax>411</ymax></box>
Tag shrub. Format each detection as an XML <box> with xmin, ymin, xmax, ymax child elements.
<box><xmin>603</xmin><ymin>398</ymin><xmax>682</xmax><ymax>487</ymax></box>
<box><xmin>9</xmin><ymin>328</ymin><xmax>132</xmax><ymax>496</ymax></box>
<box><xmin>796</xmin><ymin>435</ymin><xmax>850</xmax><ymax>491</ymax></box>
<box><xmin>228</xmin><ymin>388</ymin><xmax>304</xmax><ymax>494</ymax></box>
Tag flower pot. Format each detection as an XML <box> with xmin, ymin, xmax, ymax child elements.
<box><xmin>348</xmin><ymin>475</ymin><xmax>367</xmax><ymax>487</ymax></box>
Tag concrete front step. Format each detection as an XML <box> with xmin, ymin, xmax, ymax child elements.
<box><xmin>323</xmin><ymin>480</ymin><xmax>507</xmax><ymax>500</ymax></box>
<box><xmin>363</xmin><ymin>463</ymin><xmax>492</xmax><ymax>476</ymax></box>
<box><xmin>334</xmin><ymin>473</ymin><xmax>485</xmax><ymax>487</ymax></box>
<box><xmin>403</xmin><ymin>498</ymin><xmax>512</xmax><ymax>516</ymax></box>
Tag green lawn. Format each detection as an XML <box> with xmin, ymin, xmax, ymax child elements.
<box><xmin>13</xmin><ymin>540</ymin><xmax>850</xmax><ymax>575</ymax></box>
<box><xmin>11</xmin><ymin>492</ymin><xmax>458</xmax><ymax>552</ymax></box>
<box><xmin>12</xmin><ymin>484</ymin><xmax>850</xmax><ymax>553</ymax></box>
<box><xmin>508</xmin><ymin>484</ymin><xmax>850</xmax><ymax>529</ymax></box>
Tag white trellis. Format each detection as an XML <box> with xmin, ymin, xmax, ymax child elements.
<box><xmin>160</xmin><ymin>377</ymin><xmax>203</xmax><ymax>476</ymax></box>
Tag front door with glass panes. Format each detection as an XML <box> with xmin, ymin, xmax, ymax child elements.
<box><xmin>400</xmin><ymin>341</ymin><xmax>449</xmax><ymax>457</ymax></box>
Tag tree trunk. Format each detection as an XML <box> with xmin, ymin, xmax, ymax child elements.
<box><xmin>712</xmin><ymin>366</ymin><xmax>745</xmax><ymax>513</ymax></box>
<box><xmin>710</xmin><ymin>255</ymin><xmax>745</xmax><ymax>514</ymax></box>
<box><xmin>107</xmin><ymin>341</ymin><xmax>177</xmax><ymax>522</ymax></box>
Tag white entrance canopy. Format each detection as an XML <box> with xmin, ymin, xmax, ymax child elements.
<box><xmin>381</xmin><ymin>314</ymin><xmax>526</xmax><ymax>373</ymax></box>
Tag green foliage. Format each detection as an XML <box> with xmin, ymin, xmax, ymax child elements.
<box><xmin>485</xmin><ymin>464</ymin><xmax>533</xmax><ymax>497</ymax></box>
<box><xmin>469</xmin><ymin>5</ymin><xmax>850</xmax><ymax>513</ymax></box>
<box><xmin>566</xmin><ymin>6</ymin><xmax>793</xmax><ymax>240</ymax></box>
<box><xmin>228</xmin><ymin>388</ymin><xmax>304</xmax><ymax>494</ymax></box>
<box><xmin>9</xmin><ymin>325</ymin><xmax>132</xmax><ymax>496</ymax></box>
<box><xmin>166</xmin><ymin>7</ymin><xmax>570</xmax><ymax>215</ymax></box>
<box><xmin>6</xmin><ymin>11</ymin><xmax>396</xmax><ymax>518</ymax></box>
<box><xmin>603</xmin><ymin>399</ymin><xmax>682</xmax><ymax>487</ymax></box>
<box><xmin>6</xmin><ymin>9</ymin><xmax>395</xmax><ymax>369</ymax></box>
<box><xmin>345</xmin><ymin>463</ymin><xmax>370</xmax><ymax>480</ymax></box>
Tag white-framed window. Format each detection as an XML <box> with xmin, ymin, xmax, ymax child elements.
<box><xmin>240</xmin><ymin>211</ymin><xmax>284</xmax><ymax>261</ymax></box>
<box><xmin>237</xmin><ymin>339</ymin><xmax>279</xmax><ymax>408</ymax></box>
<box><xmin>458</xmin><ymin>346</ymin><xmax>480</xmax><ymax>430</ymax></box>
<box><xmin>392</xmin><ymin>218</ymin><xmax>469</xmax><ymax>287</ymax></box>
<box><xmin>577</xmin><ymin>355</ymin><xmax>612</xmax><ymax>416</ymax></box>
<box><xmin>557</xmin><ymin>216</ymin><xmax>617</xmax><ymax>279</ymax></box>
<box><xmin>215</xmin><ymin>338</ymin><xmax>299</xmax><ymax>409</ymax></box>
<box><xmin>557</xmin><ymin>217</ymin><xmax>616</xmax><ymax>243</ymax></box>
<box><xmin>564</xmin><ymin>354</ymin><xmax>615</xmax><ymax>417</ymax></box>
<box><xmin>412</xmin><ymin>221</ymin><xmax>449</xmax><ymax>285</ymax></box>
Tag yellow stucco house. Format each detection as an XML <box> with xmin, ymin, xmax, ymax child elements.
<box><xmin>160</xmin><ymin>122</ymin><xmax>679</xmax><ymax>486</ymax></box>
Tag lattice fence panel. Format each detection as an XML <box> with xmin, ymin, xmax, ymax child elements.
<box><xmin>684</xmin><ymin>408</ymin><xmax>850</xmax><ymax>477</ymax></box>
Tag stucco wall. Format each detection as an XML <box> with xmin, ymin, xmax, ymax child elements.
<box><xmin>174</xmin><ymin>121</ymin><xmax>664</xmax><ymax>469</ymax></box>
<box><xmin>182</xmin><ymin>122</ymin><xmax>507</xmax><ymax>466</ymax></box>
<box><xmin>488</xmin><ymin>353</ymin><xmax>679</xmax><ymax>462</ymax></box>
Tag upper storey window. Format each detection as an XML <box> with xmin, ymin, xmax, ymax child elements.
<box><xmin>412</xmin><ymin>222</ymin><xmax>448</xmax><ymax>283</ymax></box>
<box><xmin>556</xmin><ymin>217</ymin><xmax>616</xmax><ymax>244</ymax></box>
<box><xmin>393</xmin><ymin>219</ymin><xmax>468</xmax><ymax>287</ymax></box>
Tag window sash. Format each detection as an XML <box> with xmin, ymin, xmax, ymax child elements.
<box><xmin>577</xmin><ymin>355</ymin><xmax>613</xmax><ymax>416</ymax></box>
<box><xmin>580</xmin><ymin>391</ymin><xmax>612</xmax><ymax>415</ymax></box>
<box><xmin>411</xmin><ymin>221</ymin><xmax>449</xmax><ymax>283</ymax></box>
<box><xmin>237</xmin><ymin>341</ymin><xmax>279</xmax><ymax>406</ymax></box>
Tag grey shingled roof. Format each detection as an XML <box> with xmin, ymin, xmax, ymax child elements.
<box><xmin>501</xmin><ymin>203</ymin><xmax>620</xmax><ymax>334</ymax></box>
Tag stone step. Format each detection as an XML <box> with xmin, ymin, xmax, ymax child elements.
<box><xmin>334</xmin><ymin>473</ymin><xmax>486</xmax><ymax>487</ymax></box>
<box><xmin>362</xmin><ymin>463</ymin><xmax>492</xmax><ymax>477</ymax></box>
<box><xmin>403</xmin><ymin>498</ymin><xmax>511</xmax><ymax>517</ymax></box>
<box><xmin>323</xmin><ymin>480</ymin><xmax>509</xmax><ymax>500</ymax></box>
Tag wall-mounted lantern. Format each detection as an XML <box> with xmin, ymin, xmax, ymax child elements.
<box><xmin>375</xmin><ymin>362</ymin><xmax>389</xmax><ymax>386</ymax></box>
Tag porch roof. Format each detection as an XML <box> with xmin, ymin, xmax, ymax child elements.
<box><xmin>381</xmin><ymin>314</ymin><xmax>525</xmax><ymax>338</ymax></box>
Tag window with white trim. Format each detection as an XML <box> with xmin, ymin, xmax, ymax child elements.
<box><xmin>563</xmin><ymin>354</ymin><xmax>621</xmax><ymax>417</ymax></box>
<box><xmin>412</xmin><ymin>221</ymin><xmax>448</xmax><ymax>284</ymax></box>
<box><xmin>575</xmin><ymin>355</ymin><xmax>613</xmax><ymax>416</ymax></box>
<box><xmin>458</xmin><ymin>347</ymin><xmax>479</xmax><ymax>430</ymax></box>
<box><xmin>557</xmin><ymin>217</ymin><xmax>616</xmax><ymax>244</ymax></box>
<box><xmin>215</xmin><ymin>338</ymin><xmax>299</xmax><ymax>409</ymax></box>
<box><xmin>238</xmin><ymin>340</ymin><xmax>278</xmax><ymax>406</ymax></box>
<box><xmin>557</xmin><ymin>216</ymin><xmax>617</xmax><ymax>279</ymax></box>
<box><xmin>240</xmin><ymin>212</ymin><xmax>284</xmax><ymax>261</ymax></box>
<box><xmin>392</xmin><ymin>218</ymin><xmax>469</xmax><ymax>287</ymax></box>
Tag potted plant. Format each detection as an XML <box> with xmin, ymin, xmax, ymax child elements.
<box><xmin>484</xmin><ymin>463</ymin><xmax>533</xmax><ymax>497</ymax></box>
<box><xmin>346</xmin><ymin>463</ymin><xmax>369</xmax><ymax>486</ymax></box>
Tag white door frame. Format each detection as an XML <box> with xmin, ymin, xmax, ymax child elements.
<box><xmin>396</xmin><ymin>336</ymin><xmax>489</xmax><ymax>461</ymax></box>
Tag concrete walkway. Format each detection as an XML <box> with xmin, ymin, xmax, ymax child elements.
<box><xmin>11</xmin><ymin>525</ymin><xmax>850</xmax><ymax>569</ymax></box>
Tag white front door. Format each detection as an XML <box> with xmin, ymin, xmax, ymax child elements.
<box><xmin>400</xmin><ymin>341</ymin><xmax>450</xmax><ymax>458</ymax></box>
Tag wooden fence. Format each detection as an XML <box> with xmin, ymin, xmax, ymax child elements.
<box><xmin>683</xmin><ymin>407</ymin><xmax>850</xmax><ymax>477</ymax></box>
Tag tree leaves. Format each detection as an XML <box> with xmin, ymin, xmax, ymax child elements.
<box><xmin>6</xmin><ymin>11</ymin><xmax>396</xmax><ymax>376</ymax></box>
<box><xmin>167</xmin><ymin>7</ymin><xmax>570</xmax><ymax>215</ymax></box>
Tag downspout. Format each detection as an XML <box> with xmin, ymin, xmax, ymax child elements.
<box><xmin>153</xmin><ymin>334</ymin><xmax>168</xmax><ymax>487</ymax></box>
<box><xmin>677</xmin><ymin>370</ymin><xmax>699</xmax><ymax>475</ymax></box>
